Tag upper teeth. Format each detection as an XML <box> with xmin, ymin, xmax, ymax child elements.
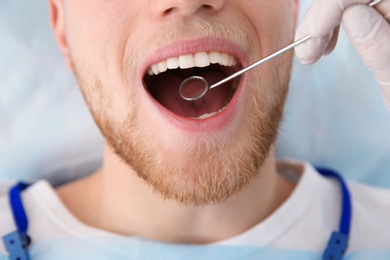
<box><xmin>148</xmin><ymin>52</ymin><xmax>238</xmax><ymax>76</ymax></box>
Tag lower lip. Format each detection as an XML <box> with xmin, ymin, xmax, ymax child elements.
<box><xmin>145</xmin><ymin>76</ymin><xmax>246</xmax><ymax>133</ymax></box>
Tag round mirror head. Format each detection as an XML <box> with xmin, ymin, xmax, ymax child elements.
<box><xmin>179</xmin><ymin>76</ymin><xmax>209</xmax><ymax>101</ymax></box>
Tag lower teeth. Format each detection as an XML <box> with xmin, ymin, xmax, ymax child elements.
<box><xmin>191</xmin><ymin>105</ymin><xmax>227</xmax><ymax>120</ymax></box>
<box><xmin>190</xmin><ymin>78</ymin><xmax>239</xmax><ymax>120</ymax></box>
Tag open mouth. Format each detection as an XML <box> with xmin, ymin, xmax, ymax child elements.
<box><xmin>143</xmin><ymin>51</ymin><xmax>242</xmax><ymax>119</ymax></box>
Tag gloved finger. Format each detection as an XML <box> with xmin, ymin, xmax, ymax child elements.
<box><xmin>343</xmin><ymin>4</ymin><xmax>390</xmax><ymax>82</ymax></box>
<box><xmin>380</xmin><ymin>81</ymin><xmax>390</xmax><ymax>111</ymax></box>
<box><xmin>294</xmin><ymin>25</ymin><xmax>336</xmax><ymax>64</ymax></box>
<box><xmin>324</xmin><ymin>25</ymin><xmax>341</xmax><ymax>56</ymax></box>
<box><xmin>374</xmin><ymin>0</ymin><xmax>390</xmax><ymax>110</ymax></box>
<box><xmin>372</xmin><ymin>0</ymin><xmax>390</xmax><ymax>20</ymax></box>
<box><xmin>295</xmin><ymin>0</ymin><xmax>376</xmax><ymax>64</ymax></box>
<box><xmin>342</xmin><ymin>3</ymin><xmax>390</xmax><ymax>110</ymax></box>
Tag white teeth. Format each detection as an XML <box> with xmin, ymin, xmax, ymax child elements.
<box><xmin>151</xmin><ymin>64</ymin><xmax>159</xmax><ymax>75</ymax></box>
<box><xmin>179</xmin><ymin>54</ymin><xmax>196</xmax><ymax>69</ymax></box>
<box><xmin>147</xmin><ymin>52</ymin><xmax>238</xmax><ymax>76</ymax></box>
<box><xmin>209</xmin><ymin>51</ymin><xmax>221</xmax><ymax>64</ymax></box>
<box><xmin>197</xmin><ymin>111</ymin><xmax>217</xmax><ymax>119</ymax></box>
<box><xmin>191</xmin><ymin>105</ymin><xmax>227</xmax><ymax>120</ymax></box>
<box><xmin>220</xmin><ymin>53</ymin><xmax>229</xmax><ymax>66</ymax></box>
<box><xmin>194</xmin><ymin>52</ymin><xmax>210</xmax><ymax>68</ymax></box>
<box><xmin>157</xmin><ymin>60</ymin><xmax>167</xmax><ymax>73</ymax></box>
<box><xmin>167</xmin><ymin>57</ymin><xmax>179</xmax><ymax>69</ymax></box>
<box><xmin>227</xmin><ymin>55</ymin><xmax>235</xmax><ymax>66</ymax></box>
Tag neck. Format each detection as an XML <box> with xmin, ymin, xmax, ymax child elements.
<box><xmin>57</xmin><ymin>143</ymin><xmax>294</xmax><ymax>244</ymax></box>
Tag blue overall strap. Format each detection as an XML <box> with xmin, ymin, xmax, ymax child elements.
<box><xmin>2</xmin><ymin>182</ymin><xmax>31</xmax><ymax>260</ymax></box>
<box><xmin>316</xmin><ymin>167</ymin><xmax>352</xmax><ymax>260</ymax></box>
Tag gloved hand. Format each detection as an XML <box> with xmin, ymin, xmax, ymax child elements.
<box><xmin>295</xmin><ymin>0</ymin><xmax>390</xmax><ymax>110</ymax></box>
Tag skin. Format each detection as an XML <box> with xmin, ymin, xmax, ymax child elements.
<box><xmin>51</xmin><ymin>0</ymin><xmax>299</xmax><ymax>244</ymax></box>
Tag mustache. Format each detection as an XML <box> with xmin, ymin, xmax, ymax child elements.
<box><xmin>124</xmin><ymin>18</ymin><xmax>254</xmax><ymax>73</ymax></box>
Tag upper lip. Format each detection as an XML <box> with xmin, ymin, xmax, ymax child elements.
<box><xmin>139</xmin><ymin>37</ymin><xmax>248</xmax><ymax>80</ymax></box>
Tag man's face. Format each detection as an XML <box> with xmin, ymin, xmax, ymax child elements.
<box><xmin>53</xmin><ymin>0</ymin><xmax>297</xmax><ymax>205</ymax></box>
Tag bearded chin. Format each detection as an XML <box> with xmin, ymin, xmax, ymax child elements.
<box><xmin>96</xmin><ymin>81</ymin><xmax>286</xmax><ymax>206</ymax></box>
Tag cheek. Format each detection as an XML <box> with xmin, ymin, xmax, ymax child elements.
<box><xmin>65</xmin><ymin>2</ymin><xmax>146</xmax><ymax>120</ymax></box>
<box><xmin>64</xmin><ymin>2</ymin><xmax>140</xmax><ymax>75</ymax></box>
<box><xmin>244</xmin><ymin>1</ymin><xmax>296</xmax><ymax>57</ymax></box>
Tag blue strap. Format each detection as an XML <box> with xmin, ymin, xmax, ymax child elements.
<box><xmin>9</xmin><ymin>183</ymin><xmax>30</xmax><ymax>234</ymax></box>
<box><xmin>316</xmin><ymin>167</ymin><xmax>352</xmax><ymax>260</ymax></box>
<box><xmin>316</xmin><ymin>167</ymin><xmax>352</xmax><ymax>236</ymax></box>
<box><xmin>2</xmin><ymin>182</ymin><xmax>31</xmax><ymax>260</ymax></box>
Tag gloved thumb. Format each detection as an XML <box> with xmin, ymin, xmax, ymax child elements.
<box><xmin>294</xmin><ymin>18</ymin><xmax>339</xmax><ymax>65</ymax></box>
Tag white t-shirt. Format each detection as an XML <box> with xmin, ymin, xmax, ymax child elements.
<box><xmin>0</xmin><ymin>162</ymin><xmax>390</xmax><ymax>259</ymax></box>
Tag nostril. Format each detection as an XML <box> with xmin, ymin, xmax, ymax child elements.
<box><xmin>163</xmin><ymin>7</ymin><xmax>176</xmax><ymax>16</ymax></box>
<box><xmin>159</xmin><ymin>2</ymin><xmax>222</xmax><ymax>18</ymax></box>
<box><xmin>201</xmin><ymin>4</ymin><xmax>213</xmax><ymax>10</ymax></box>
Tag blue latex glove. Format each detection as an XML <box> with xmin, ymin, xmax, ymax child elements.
<box><xmin>295</xmin><ymin>0</ymin><xmax>390</xmax><ymax>110</ymax></box>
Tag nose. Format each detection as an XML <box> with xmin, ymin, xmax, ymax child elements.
<box><xmin>153</xmin><ymin>0</ymin><xmax>224</xmax><ymax>18</ymax></box>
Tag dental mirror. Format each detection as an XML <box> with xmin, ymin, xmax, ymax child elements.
<box><xmin>179</xmin><ymin>0</ymin><xmax>381</xmax><ymax>101</ymax></box>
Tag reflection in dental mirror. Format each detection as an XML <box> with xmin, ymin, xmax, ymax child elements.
<box><xmin>179</xmin><ymin>76</ymin><xmax>209</xmax><ymax>101</ymax></box>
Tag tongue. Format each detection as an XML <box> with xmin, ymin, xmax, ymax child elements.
<box><xmin>149</xmin><ymin>71</ymin><xmax>230</xmax><ymax>118</ymax></box>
